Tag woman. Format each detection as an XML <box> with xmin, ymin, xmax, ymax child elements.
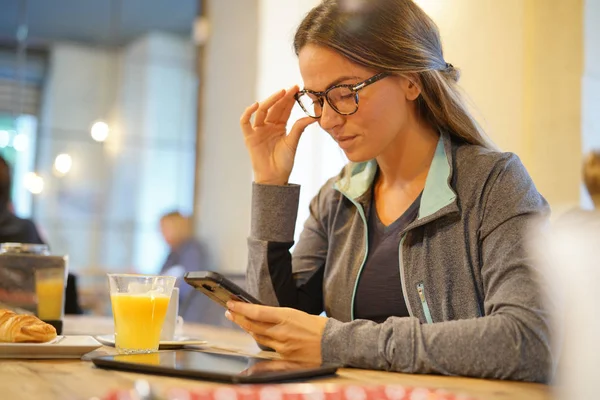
<box><xmin>226</xmin><ymin>0</ymin><xmax>553</xmax><ymax>382</ymax></box>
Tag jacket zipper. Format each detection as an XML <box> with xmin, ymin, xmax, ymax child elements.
<box><xmin>398</xmin><ymin>233</ymin><xmax>414</xmax><ymax>317</ymax></box>
<box><xmin>417</xmin><ymin>282</ymin><xmax>433</xmax><ymax>324</ymax></box>
<box><xmin>346</xmin><ymin>198</ymin><xmax>369</xmax><ymax>321</ymax></box>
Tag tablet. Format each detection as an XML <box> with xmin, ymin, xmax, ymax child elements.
<box><xmin>92</xmin><ymin>350</ymin><xmax>338</xmax><ymax>383</ymax></box>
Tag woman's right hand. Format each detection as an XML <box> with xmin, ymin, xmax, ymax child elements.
<box><xmin>240</xmin><ymin>86</ymin><xmax>317</xmax><ymax>185</ymax></box>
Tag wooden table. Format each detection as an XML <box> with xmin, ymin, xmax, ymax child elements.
<box><xmin>0</xmin><ymin>316</ymin><xmax>552</xmax><ymax>400</ymax></box>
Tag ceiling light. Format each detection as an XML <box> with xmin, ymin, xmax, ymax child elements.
<box><xmin>91</xmin><ymin>121</ymin><xmax>109</xmax><ymax>142</ymax></box>
<box><xmin>54</xmin><ymin>153</ymin><xmax>73</xmax><ymax>175</ymax></box>
<box><xmin>24</xmin><ymin>172</ymin><xmax>44</xmax><ymax>194</ymax></box>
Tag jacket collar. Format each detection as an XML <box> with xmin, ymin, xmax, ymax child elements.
<box><xmin>333</xmin><ymin>132</ymin><xmax>458</xmax><ymax>221</ymax></box>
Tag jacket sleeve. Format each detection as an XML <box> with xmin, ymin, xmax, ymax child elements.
<box><xmin>320</xmin><ymin>154</ymin><xmax>555</xmax><ymax>383</ymax></box>
<box><xmin>245</xmin><ymin>182</ymin><xmax>329</xmax><ymax>315</ymax></box>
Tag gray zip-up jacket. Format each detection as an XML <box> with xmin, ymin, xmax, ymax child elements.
<box><xmin>246</xmin><ymin>133</ymin><xmax>553</xmax><ymax>383</ymax></box>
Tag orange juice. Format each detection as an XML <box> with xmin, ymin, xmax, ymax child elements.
<box><xmin>110</xmin><ymin>293</ymin><xmax>170</xmax><ymax>352</ymax></box>
<box><xmin>35</xmin><ymin>278</ymin><xmax>65</xmax><ymax>320</ymax></box>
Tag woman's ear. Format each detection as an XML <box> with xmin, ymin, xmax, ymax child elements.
<box><xmin>402</xmin><ymin>75</ymin><xmax>422</xmax><ymax>101</ymax></box>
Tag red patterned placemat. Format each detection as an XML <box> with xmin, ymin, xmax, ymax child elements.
<box><xmin>104</xmin><ymin>384</ymin><xmax>476</xmax><ymax>400</ymax></box>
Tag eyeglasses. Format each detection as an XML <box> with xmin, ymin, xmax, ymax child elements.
<box><xmin>294</xmin><ymin>72</ymin><xmax>389</xmax><ymax>118</ymax></box>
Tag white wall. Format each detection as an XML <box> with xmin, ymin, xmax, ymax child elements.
<box><xmin>417</xmin><ymin>0</ymin><xmax>583</xmax><ymax>212</ymax></box>
<box><xmin>523</xmin><ymin>0</ymin><xmax>583</xmax><ymax>213</ymax></box>
<box><xmin>416</xmin><ymin>0</ymin><xmax>527</xmax><ymax>153</ymax></box>
<box><xmin>195</xmin><ymin>0</ymin><xmax>259</xmax><ymax>273</ymax></box>
<box><xmin>582</xmin><ymin>0</ymin><xmax>600</xmax><ymax>208</ymax></box>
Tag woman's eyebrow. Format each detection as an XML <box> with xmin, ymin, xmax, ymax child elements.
<box><xmin>304</xmin><ymin>75</ymin><xmax>362</xmax><ymax>92</ymax></box>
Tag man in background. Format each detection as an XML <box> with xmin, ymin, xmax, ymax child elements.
<box><xmin>159</xmin><ymin>210</ymin><xmax>212</xmax><ymax>323</ymax></box>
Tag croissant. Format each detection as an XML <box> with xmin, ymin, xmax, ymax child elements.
<box><xmin>0</xmin><ymin>309</ymin><xmax>57</xmax><ymax>343</ymax></box>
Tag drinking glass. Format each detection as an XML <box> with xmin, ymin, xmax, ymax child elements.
<box><xmin>107</xmin><ymin>274</ymin><xmax>176</xmax><ymax>354</ymax></box>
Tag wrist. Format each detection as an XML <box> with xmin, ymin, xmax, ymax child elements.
<box><xmin>254</xmin><ymin>176</ymin><xmax>288</xmax><ymax>186</ymax></box>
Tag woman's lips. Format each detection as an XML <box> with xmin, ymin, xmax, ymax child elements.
<box><xmin>336</xmin><ymin>135</ymin><xmax>358</xmax><ymax>149</ymax></box>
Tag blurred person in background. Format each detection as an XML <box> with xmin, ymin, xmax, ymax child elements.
<box><xmin>583</xmin><ymin>151</ymin><xmax>600</xmax><ymax>209</ymax></box>
<box><xmin>228</xmin><ymin>0</ymin><xmax>554</xmax><ymax>383</ymax></box>
<box><xmin>159</xmin><ymin>210</ymin><xmax>211</xmax><ymax>323</ymax></box>
<box><xmin>0</xmin><ymin>154</ymin><xmax>82</xmax><ymax>314</ymax></box>
<box><xmin>554</xmin><ymin>151</ymin><xmax>600</xmax><ymax>227</ymax></box>
<box><xmin>0</xmin><ymin>156</ymin><xmax>45</xmax><ymax>244</ymax></box>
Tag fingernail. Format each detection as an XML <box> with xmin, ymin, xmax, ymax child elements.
<box><xmin>226</xmin><ymin>301</ymin><xmax>234</xmax><ymax>310</ymax></box>
<box><xmin>225</xmin><ymin>310</ymin><xmax>233</xmax><ymax>320</ymax></box>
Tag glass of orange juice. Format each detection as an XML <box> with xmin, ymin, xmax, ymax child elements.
<box><xmin>35</xmin><ymin>268</ymin><xmax>67</xmax><ymax>321</ymax></box>
<box><xmin>107</xmin><ymin>274</ymin><xmax>177</xmax><ymax>354</ymax></box>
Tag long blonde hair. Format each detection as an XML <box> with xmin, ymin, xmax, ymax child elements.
<box><xmin>294</xmin><ymin>0</ymin><xmax>496</xmax><ymax>150</ymax></box>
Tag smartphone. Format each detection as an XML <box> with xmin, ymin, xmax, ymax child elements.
<box><xmin>184</xmin><ymin>271</ymin><xmax>263</xmax><ymax>307</ymax></box>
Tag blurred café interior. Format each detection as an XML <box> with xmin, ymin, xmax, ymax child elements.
<box><xmin>0</xmin><ymin>0</ymin><xmax>599</xmax><ymax>398</ymax></box>
<box><xmin>0</xmin><ymin>0</ymin><xmax>598</xmax><ymax>350</ymax></box>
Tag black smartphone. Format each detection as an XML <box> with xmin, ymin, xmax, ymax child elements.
<box><xmin>92</xmin><ymin>350</ymin><xmax>338</xmax><ymax>383</ymax></box>
<box><xmin>184</xmin><ymin>271</ymin><xmax>263</xmax><ymax>307</ymax></box>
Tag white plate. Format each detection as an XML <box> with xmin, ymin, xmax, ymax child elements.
<box><xmin>0</xmin><ymin>335</ymin><xmax>102</xmax><ymax>359</ymax></box>
<box><xmin>95</xmin><ymin>334</ymin><xmax>207</xmax><ymax>350</ymax></box>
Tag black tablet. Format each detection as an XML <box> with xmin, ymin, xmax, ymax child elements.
<box><xmin>92</xmin><ymin>350</ymin><xmax>338</xmax><ymax>383</ymax></box>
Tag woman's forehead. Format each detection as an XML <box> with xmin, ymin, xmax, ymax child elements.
<box><xmin>298</xmin><ymin>44</ymin><xmax>371</xmax><ymax>90</ymax></box>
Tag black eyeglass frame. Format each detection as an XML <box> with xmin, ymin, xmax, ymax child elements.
<box><xmin>294</xmin><ymin>72</ymin><xmax>390</xmax><ymax>118</ymax></box>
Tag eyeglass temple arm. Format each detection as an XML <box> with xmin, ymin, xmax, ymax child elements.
<box><xmin>353</xmin><ymin>72</ymin><xmax>390</xmax><ymax>91</ymax></box>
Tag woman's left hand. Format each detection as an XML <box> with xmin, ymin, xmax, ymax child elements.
<box><xmin>225</xmin><ymin>301</ymin><xmax>328</xmax><ymax>364</ymax></box>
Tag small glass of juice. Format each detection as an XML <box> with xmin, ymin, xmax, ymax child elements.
<box><xmin>107</xmin><ymin>274</ymin><xmax>177</xmax><ymax>354</ymax></box>
<box><xmin>35</xmin><ymin>267</ymin><xmax>67</xmax><ymax>321</ymax></box>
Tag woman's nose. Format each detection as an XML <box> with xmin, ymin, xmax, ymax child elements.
<box><xmin>318</xmin><ymin>101</ymin><xmax>344</xmax><ymax>131</ymax></box>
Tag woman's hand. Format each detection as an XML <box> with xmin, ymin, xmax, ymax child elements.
<box><xmin>240</xmin><ymin>87</ymin><xmax>317</xmax><ymax>185</ymax></box>
<box><xmin>225</xmin><ymin>301</ymin><xmax>328</xmax><ymax>364</ymax></box>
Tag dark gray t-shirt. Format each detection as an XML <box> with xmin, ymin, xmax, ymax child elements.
<box><xmin>354</xmin><ymin>192</ymin><xmax>422</xmax><ymax>323</ymax></box>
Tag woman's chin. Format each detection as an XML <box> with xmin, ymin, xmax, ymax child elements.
<box><xmin>343</xmin><ymin>149</ymin><xmax>374</xmax><ymax>163</ymax></box>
